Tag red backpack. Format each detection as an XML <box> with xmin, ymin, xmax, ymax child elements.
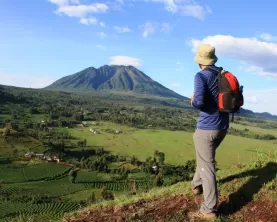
<box><xmin>205</xmin><ymin>67</ymin><xmax>244</xmax><ymax>113</ymax></box>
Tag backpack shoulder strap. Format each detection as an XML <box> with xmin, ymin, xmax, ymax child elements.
<box><xmin>203</xmin><ymin>67</ymin><xmax>224</xmax><ymax>75</ymax></box>
<box><xmin>203</xmin><ymin>67</ymin><xmax>224</xmax><ymax>91</ymax></box>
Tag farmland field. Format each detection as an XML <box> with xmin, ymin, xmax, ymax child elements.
<box><xmin>0</xmin><ymin>163</ymin><xmax>71</xmax><ymax>183</ymax></box>
<box><xmin>0</xmin><ymin>134</ymin><xmax>44</xmax><ymax>158</ymax></box>
<box><xmin>69</xmin><ymin>122</ymin><xmax>277</xmax><ymax>168</ymax></box>
<box><xmin>231</xmin><ymin>122</ymin><xmax>277</xmax><ymax>137</ymax></box>
<box><xmin>1</xmin><ymin>120</ymin><xmax>277</xmax><ymax>221</ymax></box>
<box><xmin>75</xmin><ymin>171</ymin><xmax>113</xmax><ymax>183</ymax></box>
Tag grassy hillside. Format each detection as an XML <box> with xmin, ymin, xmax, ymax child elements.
<box><xmin>63</xmin><ymin>152</ymin><xmax>277</xmax><ymax>222</ymax></box>
<box><xmin>0</xmin><ymin>121</ymin><xmax>276</xmax><ymax>221</ymax></box>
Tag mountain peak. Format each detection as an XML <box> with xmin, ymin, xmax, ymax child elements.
<box><xmin>45</xmin><ymin>65</ymin><xmax>185</xmax><ymax>99</ymax></box>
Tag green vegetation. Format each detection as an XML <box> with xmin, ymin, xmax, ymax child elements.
<box><xmin>0</xmin><ymin>201</ymin><xmax>80</xmax><ymax>222</ymax></box>
<box><xmin>75</xmin><ymin>171</ymin><xmax>113</xmax><ymax>183</ymax></box>
<box><xmin>69</xmin><ymin>123</ymin><xmax>277</xmax><ymax>168</ymax></box>
<box><xmin>63</xmin><ymin>152</ymin><xmax>277</xmax><ymax>222</ymax></box>
<box><xmin>0</xmin><ymin>163</ymin><xmax>71</xmax><ymax>183</ymax></box>
<box><xmin>0</xmin><ymin>84</ymin><xmax>277</xmax><ymax>221</ymax></box>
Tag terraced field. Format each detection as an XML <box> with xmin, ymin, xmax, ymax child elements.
<box><xmin>0</xmin><ymin>163</ymin><xmax>72</xmax><ymax>183</ymax></box>
<box><xmin>75</xmin><ymin>171</ymin><xmax>113</xmax><ymax>183</ymax></box>
<box><xmin>0</xmin><ymin>201</ymin><xmax>80</xmax><ymax>222</ymax></box>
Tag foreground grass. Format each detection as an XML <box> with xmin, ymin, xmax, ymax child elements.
<box><xmin>64</xmin><ymin>151</ymin><xmax>277</xmax><ymax>221</ymax></box>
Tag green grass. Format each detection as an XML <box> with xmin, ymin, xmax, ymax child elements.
<box><xmin>62</xmin><ymin>189</ymin><xmax>125</xmax><ymax>202</ymax></box>
<box><xmin>0</xmin><ymin>134</ymin><xmax>44</xmax><ymax>159</ymax></box>
<box><xmin>69</xmin><ymin>122</ymin><xmax>277</xmax><ymax>168</ymax></box>
<box><xmin>230</xmin><ymin>122</ymin><xmax>277</xmax><ymax>137</ymax></box>
<box><xmin>29</xmin><ymin>114</ymin><xmax>45</xmax><ymax>122</ymax></box>
<box><xmin>75</xmin><ymin>171</ymin><xmax>113</xmax><ymax>183</ymax></box>
<box><xmin>127</xmin><ymin>172</ymin><xmax>151</xmax><ymax>180</ymax></box>
<box><xmin>0</xmin><ymin>163</ymin><xmax>71</xmax><ymax>183</ymax></box>
<box><xmin>0</xmin><ymin>201</ymin><xmax>80</xmax><ymax>222</ymax></box>
<box><xmin>1</xmin><ymin>177</ymin><xmax>85</xmax><ymax>197</ymax></box>
<box><xmin>64</xmin><ymin>152</ymin><xmax>277</xmax><ymax>222</ymax></box>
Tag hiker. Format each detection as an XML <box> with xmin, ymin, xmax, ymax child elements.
<box><xmin>189</xmin><ymin>44</ymin><xmax>229</xmax><ymax>220</ymax></box>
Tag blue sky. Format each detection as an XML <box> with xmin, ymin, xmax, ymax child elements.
<box><xmin>1</xmin><ymin>0</ymin><xmax>277</xmax><ymax>114</ymax></box>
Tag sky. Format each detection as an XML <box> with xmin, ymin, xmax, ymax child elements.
<box><xmin>1</xmin><ymin>0</ymin><xmax>277</xmax><ymax>115</ymax></box>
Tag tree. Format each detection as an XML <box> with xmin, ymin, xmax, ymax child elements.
<box><xmin>4</xmin><ymin>127</ymin><xmax>10</xmax><ymax>138</ymax></box>
<box><xmin>87</xmin><ymin>192</ymin><xmax>96</xmax><ymax>205</ymax></box>
<box><xmin>153</xmin><ymin>173</ymin><xmax>164</xmax><ymax>187</ymax></box>
<box><xmin>154</xmin><ymin>150</ymin><xmax>159</xmax><ymax>159</ymax></box>
<box><xmin>130</xmin><ymin>180</ymin><xmax>137</xmax><ymax>195</ymax></box>
<box><xmin>101</xmin><ymin>186</ymin><xmax>114</xmax><ymax>200</ymax></box>
<box><xmin>68</xmin><ymin>169</ymin><xmax>76</xmax><ymax>183</ymax></box>
<box><xmin>80</xmin><ymin>157</ymin><xmax>85</xmax><ymax>169</ymax></box>
<box><xmin>131</xmin><ymin>155</ymin><xmax>139</xmax><ymax>165</ymax></box>
<box><xmin>158</xmin><ymin>152</ymin><xmax>165</xmax><ymax>165</ymax></box>
<box><xmin>75</xmin><ymin>113</ymin><xmax>84</xmax><ymax>121</ymax></box>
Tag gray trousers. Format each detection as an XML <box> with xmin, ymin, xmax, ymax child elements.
<box><xmin>191</xmin><ymin>128</ymin><xmax>227</xmax><ymax>214</ymax></box>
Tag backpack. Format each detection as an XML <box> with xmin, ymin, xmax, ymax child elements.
<box><xmin>204</xmin><ymin>67</ymin><xmax>244</xmax><ymax>113</ymax></box>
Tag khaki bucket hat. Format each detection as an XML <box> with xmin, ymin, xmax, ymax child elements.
<box><xmin>194</xmin><ymin>44</ymin><xmax>218</xmax><ymax>65</ymax></box>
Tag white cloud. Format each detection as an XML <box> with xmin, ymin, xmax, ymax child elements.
<box><xmin>171</xmin><ymin>82</ymin><xmax>181</xmax><ymax>87</ymax></box>
<box><xmin>259</xmin><ymin>32</ymin><xmax>277</xmax><ymax>42</ymax></box>
<box><xmin>160</xmin><ymin>23</ymin><xmax>171</xmax><ymax>33</ymax></box>
<box><xmin>80</xmin><ymin>17</ymin><xmax>97</xmax><ymax>25</ymax></box>
<box><xmin>56</xmin><ymin>3</ymin><xmax>109</xmax><ymax>18</ymax></box>
<box><xmin>110</xmin><ymin>56</ymin><xmax>142</xmax><ymax>67</ymax></box>
<box><xmin>96</xmin><ymin>44</ymin><xmax>107</xmax><ymax>50</ymax></box>
<box><xmin>0</xmin><ymin>73</ymin><xmax>56</xmax><ymax>89</ymax></box>
<box><xmin>180</xmin><ymin>4</ymin><xmax>212</xmax><ymax>20</ymax></box>
<box><xmin>140</xmin><ymin>22</ymin><xmax>156</xmax><ymax>38</ymax></box>
<box><xmin>97</xmin><ymin>32</ymin><xmax>108</xmax><ymax>39</ymax></box>
<box><xmin>243</xmin><ymin>88</ymin><xmax>277</xmax><ymax>115</ymax></box>
<box><xmin>190</xmin><ymin>35</ymin><xmax>277</xmax><ymax>78</ymax></box>
<box><xmin>147</xmin><ymin>0</ymin><xmax>212</xmax><ymax>19</ymax></box>
<box><xmin>114</xmin><ymin>26</ymin><xmax>131</xmax><ymax>33</ymax></box>
<box><xmin>49</xmin><ymin>0</ymin><xmax>80</xmax><ymax>6</ymax></box>
<box><xmin>49</xmin><ymin>1</ymin><xmax>108</xmax><ymax>26</ymax></box>
<box><xmin>147</xmin><ymin>0</ymin><xmax>177</xmax><ymax>12</ymax></box>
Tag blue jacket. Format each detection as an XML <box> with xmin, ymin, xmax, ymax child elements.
<box><xmin>192</xmin><ymin>65</ymin><xmax>229</xmax><ymax>130</ymax></box>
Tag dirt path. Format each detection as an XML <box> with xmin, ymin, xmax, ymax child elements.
<box><xmin>63</xmin><ymin>194</ymin><xmax>277</xmax><ymax>222</ymax></box>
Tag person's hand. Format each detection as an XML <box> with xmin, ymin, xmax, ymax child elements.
<box><xmin>190</xmin><ymin>92</ymin><xmax>194</xmax><ymax>105</ymax></box>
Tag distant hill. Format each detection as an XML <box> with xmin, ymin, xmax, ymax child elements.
<box><xmin>0</xmin><ymin>83</ymin><xmax>277</xmax><ymax>120</ymax></box>
<box><xmin>45</xmin><ymin>65</ymin><xmax>185</xmax><ymax>100</ymax></box>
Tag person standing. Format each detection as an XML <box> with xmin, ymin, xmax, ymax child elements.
<box><xmin>189</xmin><ymin>44</ymin><xmax>229</xmax><ymax>220</ymax></box>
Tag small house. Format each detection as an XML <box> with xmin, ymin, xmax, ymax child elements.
<box><xmin>35</xmin><ymin>154</ymin><xmax>44</xmax><ymax>158</ymax></box>
<box><xmin>53</xmin><ymin>156</ymin><xmax>61</xmax><ymax>163</ymax></box>
<box><xmin>82</xmin><ymin>121</ymin><xmax>88</xmax><ymax>126</ymax></box>
<box><xmin>90</xmin><ymin>129</ymin><xmax>100</xmax><ymax>134</ymax></box>
<box><xmin>24</xmin><ymin>153</ymin><xmax>35</xmax><ymax>158</ymax></box>
<box><xmin>152</xmin><ymin>165</ymin><xmax>159</xmax><ymax>172</ymax></box>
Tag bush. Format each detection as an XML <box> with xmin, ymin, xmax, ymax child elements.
<box><xmin>101</xmin><ymin>186</ymin><xmax>114</xmax><ymax>200</ymax></box>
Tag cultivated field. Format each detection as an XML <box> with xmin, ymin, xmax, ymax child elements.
<box><xmin>1</xmin><ymin>120</ymin><xmax>276</xmax><ymax>221</ymax></box>
<box><xmin>69</xmin><ymin>122</ymin><xmax>277</xmax><ymax>168</ymax></box>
